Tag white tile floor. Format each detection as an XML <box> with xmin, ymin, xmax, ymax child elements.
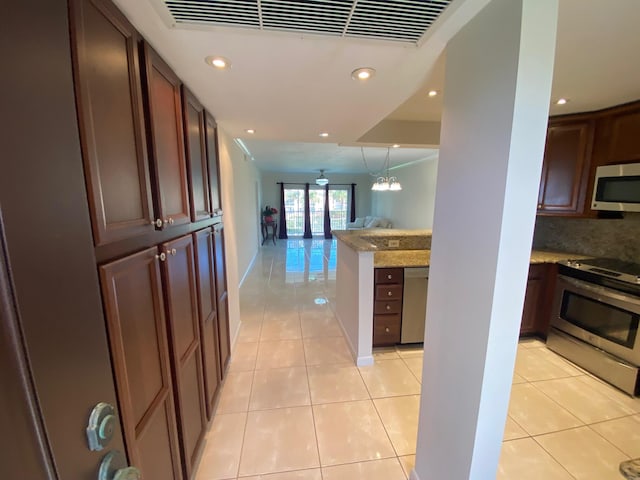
<box><xmin>195</xmin><ymin>239</ymin><xmax>640</xmax><ymax>480</ymax></box>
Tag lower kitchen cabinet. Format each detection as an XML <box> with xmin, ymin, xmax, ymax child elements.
<box><xmin>161</xmin><ymin>235</ymin><xmax>207</xmax><ymax>478</ymax></box>
<box><xmin>373</xmin><ymin>268</ymin><xmax>404</xmax><ymax>346</ymax></box>
<box><xmin>193</xmin><ymin>228</ymin><xmax>222</xmax><ymax>419</ymax></box>
<box><xmin>100</xmin><ymin>247</ymin><xmax>183</xmax><ymax>480</ymax></box>
<box><xmin>520</xmin><ymin>263</ymin><xmax>557</xmax><ymax>338</ymax></box>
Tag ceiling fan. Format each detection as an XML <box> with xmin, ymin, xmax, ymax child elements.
<box><xmin>315</xmin><ymin>169</ymin><xmax>329</xmax><ymax>186</ymax></box>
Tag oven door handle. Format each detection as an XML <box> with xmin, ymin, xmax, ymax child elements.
<box><xmin>559</xmin><ymin>275</ymin><xmax>640</xmax><ymax>311</ymax></box>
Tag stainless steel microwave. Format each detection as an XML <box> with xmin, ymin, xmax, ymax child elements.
<box><xmin>592</xmin><ymin>162</ymin><xmax>640</xmax><ymax>212</ymax></box>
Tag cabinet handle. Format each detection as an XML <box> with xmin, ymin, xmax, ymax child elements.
<box><xmin>155</xmin><ymin>252</ymin><xmax>166</xmax><ymax>262</ymax></box>
<box><xmin>386</xmin><ymin>304</ymin><xmax>391</xmax><ymax>311</ymax></box>
<box><xmin>152</xmin><ymin>218</ymin><xmax>164</xmax><ymax>228</ymax></box>
<box><xmin>387</xmin><ymin>274</ymin><xmax>392</xmax><ymax>280</ymax></box>
<box><xmin>385</xmin><ymin>327</ymin><xmax>390</xmax><ymax>333</ymax></box>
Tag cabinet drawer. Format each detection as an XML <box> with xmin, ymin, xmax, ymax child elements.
<box><xmin>374</xmin><ymin>300</ymin><xmax>402</xmax><ymax>314</ymax></box>
<box><xmin>373</xmin><ymin>315</ymin><xmax>401</xmax><ymax>346</ymax></box>
<box><xmin>375</xmin><ymin>284</ymin><xmax>403</xmax><ymax>300</ymax></box>
<box><xmin>375</xmin><ymin>268</ymin><xmax>404</xmax><ymax>285</ymax></box>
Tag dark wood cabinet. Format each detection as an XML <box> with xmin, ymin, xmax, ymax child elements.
<box><xmin>373</xmin><ymin>268</ymin><xmax>403</xmax><ymax>346</ymax></box>
<box><xmin>100</xmin><ymin>247</ymin><xmax>183</xmax><ymax>480</ymax></box>
<box><xmin>142</xmin><ymin>43</ymin><xmax>191</xmax><ymax>229</ymax></box>
<box><xmin>70</xmin><ymin>0</ymin><xmax>155</xmax><ymax>245</ymax></box>
<box><xmin>519</xmin><ymin>264</ymin><xmax>557</xmax><ymax>338</ymax></box>
<box><xmin>193</xmin><ymin>229</ymin><xmax>221</xmax><ymax>419</ymax></box>
<box><xmin>161</xmin><ymin>235</ymin><xmax>207</xmax><ymax>478</ymax></box>
<box><xmin>213</xmin><ymin>223</ymin><xmax>231</xmax><ymax>373</ymax></box>
<box><xmin>537</xmin><ymin>119</ymin><xmax>594</xmax><ymax>216</ymax></box>
<box><xmin>205</xmin><ymin>112</ymin><xmax>222</xmax><ymax>215</ymax></box>
<box><xmin>182</xmin><ymin>87</ymin><xmax>212</xmax><ymax>222</ymax></box>
<box><xmin>605</xmin><ymin>104</ymin><xmax>640</xmax><ymax>164</ymax></box>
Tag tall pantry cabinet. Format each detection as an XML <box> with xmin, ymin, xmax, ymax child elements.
<box><xmin>70</xmin><ymin>0</ymin><xmax>229</xmax><ymax>478</ymax></box>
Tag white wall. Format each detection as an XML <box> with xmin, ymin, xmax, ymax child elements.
<box><xmin>217</xmin><ymin>128</ymin><xmax>262</xmax><ymax>343</ymax></box>
<box><xmin>371</xmin><ymin>158</ymin><xmax>439</xmax><ymax>229</ymax></box>
<box><xmin>260</xmin><ymin>172</ymin><xmax>372</xmax><ymax>221</ymax></box>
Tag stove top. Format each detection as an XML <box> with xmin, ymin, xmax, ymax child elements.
<box><xmin>562</xmin><ymin>257</ymin><xmax>640</xmax><ymax>285</ymax></box>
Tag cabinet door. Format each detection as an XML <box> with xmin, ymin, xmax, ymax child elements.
<box><xmin>212</xmin><ymin>223</ymin><xmax>230</xmax><ymax>373</ymax></box>
<box><xmin>100</xmin><ymin>247</ymin><xmax>183</xmax><ymax>480</ymax></box>
<box><xmin>142</xmin><ymin>43</ymin><xmax>191</xmax><ymax>228</ymax></box>
<box><xmin>519</xmin><ymin>264</ymin><xmax>552</xmax><ymax>337</ymax></box>
<box><xmin>161</xmin><ymin>235</ymin><xmax>206</xmax><ymax>478</ymax></box>
<box><xmin>182</xmin><ymin>88</ymin><xmax>212</xmax><ymax>221</ymax></box>
<box><xmin>605</xmin><ymin>104</ymin><xmax>640</xmax><ymax>164</ymax></box>
<box><xmin>538</xmin><ymin>120</ymin><xmax>594</xmax><ymax>215</ymax></box>
<box><xmin>205</xmin><ymin>112</ymin><xmax>222</xmax><ymax>215</ymax></box>
<box><xmin>193</xmin><ymin>229</ymin><xmax>221</xmax><ymax>419</ymax></box>
<box><xmin>70</xmin><ymin>0</ymin><xmax>154</xmax><ymax>245</ymax></box>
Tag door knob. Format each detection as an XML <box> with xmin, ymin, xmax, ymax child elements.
<box><xmin>98</xmin><ymin>451</ymin><xmax>141</xmax><ymax>480</ymax></box>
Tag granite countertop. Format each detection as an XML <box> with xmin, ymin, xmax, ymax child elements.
<box><xmin>333</xmin><ymin>229</ymin><xmax>432</xmax><ymax>252</ymax></box>
<box><xmin>373</xmin><ymin>249</ymin><xmax>591</xmax><ymax>268</ymax></box>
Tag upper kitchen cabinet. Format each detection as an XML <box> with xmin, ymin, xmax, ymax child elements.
<box><xmin>182</xmin><ymin>87</ymin><xmax>212</xmax><ymax>222</ymax></box>
<box><xmin>537</xmin><ymin>117</ymin><xmax>595</xmax><ymax>216</ymax></box>
<box><xmin>597</xmin><ymin>101</ymin><xmax>640</xmax><ymax>165</ymax></box>
<box><xmin>70</xmin><ymin>0</ymin><xmax>155</xmax><ymax>246</ymax></box>
<box><xmin>205</xmin><ymin>112</ymin><xmax>223</xmax><ymax>216</ymax></box>
<box><xmin>141</xmin><ymin>43</ymin><xmax>191</xmax><ymax>229</ymax></box>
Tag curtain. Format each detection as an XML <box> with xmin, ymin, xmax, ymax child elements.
<box><xmin>278</xmin><ymin>182</ymin><xmax>288</xmax><ymax>239</ymax></box>
<box><xmin>303</xmin><ymin>183</ymin><xmax>312</xmax><ymax>238</ymax></box>
<box><xmin>323</xmin><ymin>184</ymin><xmax>332</xmax><ymax>239</ymax></box>
<box><xmin>350</xmin><ymin>183</ymin><xmax>356</xmax><ymax>222</ymax></box>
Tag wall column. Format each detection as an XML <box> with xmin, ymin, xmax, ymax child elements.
<box><xmin>413</xmin><ymin>0</ymin><xmax>558</xmax><ymax>479</ymax></box>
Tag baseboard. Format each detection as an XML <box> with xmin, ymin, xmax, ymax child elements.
<box><xmin>238</xmin><ymin>249</ymin><xmax>259</xmax><ymax>288</ymax></box>
<box><xmin>334</xmin><ymin>309</ymin><xmax>374</xmax><ymax>366</ymax></box>
<box><xmin>409</xmin><ymin>469</ymin><xmax>421</xmax><ymax>480</ymax></box>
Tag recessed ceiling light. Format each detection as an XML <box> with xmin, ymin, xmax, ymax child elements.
<box><xmin>245</xmin><ymin>129</ymin><xmax>255</xmax><ymax>134</ymax></box>
<box><xmin>428</xmin><ymin>90</ymin><xmax>438</xmax><ymax>97</ymax></box>
<box><xmin>319</xmin><ymin>132</ymin><xmax>329</xmax><ymax>138</ymax></box>
<box><xmin>556</xmin><ymin>98</ymin><xmax>569</xmax><ymax>105</ymax></box>
<box><xmin>204</xmin><ymin>56</ymin><xmax>231</xmax><ymax>70</ymax></box>
<box><xmin>351</xmin><ymin>67</ymin><xmax>376</xmax><ymax>81</ymax></box>
<box><xmin>392</xmin><ymin>144</ymin><xmax>400</xmax><ymax>148</ymax></box>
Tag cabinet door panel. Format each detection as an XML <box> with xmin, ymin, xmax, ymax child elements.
<box><xmin>193</xmin><ymin>229</ymin><xmax>221</xmax><ymax>419</ymax></box>
<box><xmin>205</xmin><ymin>112</ymin><xmax>222</xmax><ymax>214</ymax></box>
<box><xmin>607</xmin><ymin>108</ymin><xmax>640</xmax><ymax>164</ymax></box>
<box><xmin>538</xmin><ymin>121</ymin><xmax>593</xmax><ymax>215</ymax></box>
<box><xmin>183</xmin><ymin>88</ymin><xmax>211</xmax><ymax>221</ymax></box>
<box><xmin>71</xmin><ymin>0</ymin><xmax>154</xmax><ymax>245</ymax></box>
<box><xmin>213</xmin><ymin>224</ymin><xmax>230</xmax><ymax>372</ymax></box>
<box><xmin>143</xmin><ymin>43</ymin><xmax>191</xmax><ymax>228</ymax></box>
<box><xmin>100</xmin><ymin>247</ymin><xmax>182</xmax><ymax>480</ymax></box>
<box><xmin>161</xmin><ymin>235</ymin><xmax>206</xmax><ymax>478</ymax></box>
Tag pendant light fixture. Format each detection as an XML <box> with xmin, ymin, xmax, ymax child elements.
<box><xmin>364</xmin><ymin>148</ymin><xmax>402</xmax><ymax>192</ymax></box>
<box><xmin>315</xmin><ymin>169</ymin><xmax>329</xmax><ymax>186</ymax></box>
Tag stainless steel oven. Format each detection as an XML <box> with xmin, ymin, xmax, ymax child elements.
<box><xmin>547</xmin><ymin>258</ymin><xmax>640</xmax><ymax>396</ymax></box>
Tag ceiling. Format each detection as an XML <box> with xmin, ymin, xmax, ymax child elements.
<box><xmin>113</xmin><ymin>0</ymin><xmax>640</xmax><ymax>173</ymax></box>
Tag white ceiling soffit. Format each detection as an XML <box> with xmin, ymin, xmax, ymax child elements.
<box><xmin>161</xmin><ymin>0</ymin><xmax>453</xmax><ymax>44</ymax></box>
<box><xmin>241</xmin><ymin>139</ymin><xmax>438</xmax><ymax>173</ymax></box>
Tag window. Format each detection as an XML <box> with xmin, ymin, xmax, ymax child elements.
<box><xmin>283</xmin><ymin>186</ymin><xmax>349</xmax><ymax>236</ymax></box>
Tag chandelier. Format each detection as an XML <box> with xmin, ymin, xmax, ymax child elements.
<box><xmin>315</xmin><ymin>169</ymin><xmax>329</xmax><ymax>186</ymax></box>
<box><xmin>362</xmin><ymin>147</ymin><xmax>402</xmax><ymax>192</ymax></box>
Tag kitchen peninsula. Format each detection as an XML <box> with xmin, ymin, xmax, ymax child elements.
<box><xmin>333</xmin><ymin>229</ymin><xmax>589</xmax><ymax>366</ymax></box>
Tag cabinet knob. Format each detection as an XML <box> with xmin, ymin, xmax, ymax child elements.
<box><xmin>164</xmin><ymin>217</ymin><xmax>174</xmax><ymax>225</ymax></box>
<box><xmin>537</xmin><ymin>203</ymin><xmax>542</xmax><ymax>209</ymax></box>
<box><xmin>387</xmin><ymin>291</ymin><xmax>392</xmax><ymax>296</ymax></box>
<box><xmin>152</xmin><ymin>218</ymin><xmax>164</xmax><ymax>228</ymax></box>
<box><xmin>386</xmin><ymin>304</ymin><xmax>391</xmax><ymax>310</ymax></box>
<box><xmin>387</xmin><ymin>274</ymin><xmax>392</xmax><ymax>279</ymax></box>
<box><xmin>155</xmin><ymin>252</ymin><xmax>166</xmax><ymax>262</ymax></box>
<box><xmin>166</xmin><ymin>248</ymin><xmax>177</xmax><ymax>256</ymax></box>
<box><xmin>385</xmin><ymin>327</ymin><xmax>390</xmax><ymax>333</ymax></box>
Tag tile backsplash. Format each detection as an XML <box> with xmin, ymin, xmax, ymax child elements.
<box><xmin>533</xmin><ymin>213</ymin><xmax>640</xmax><ymax>263</ymax></box>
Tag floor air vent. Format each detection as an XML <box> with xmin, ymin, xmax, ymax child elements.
<box><xmin>163</xmin><ymin>0</ymin><xmax>452</xmax><ymax>44</ymax></box>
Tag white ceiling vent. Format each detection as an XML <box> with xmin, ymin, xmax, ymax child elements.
<box><xmin>162</xmin><ymin>0</ymin><xmax>452</xmax><ymax>44</ymax></box>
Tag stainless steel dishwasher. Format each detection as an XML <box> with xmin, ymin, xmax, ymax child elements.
<box><xmin>401</xmin><ymin>267</ymin><xmax>429</xmax><ymax>344</ymax></box>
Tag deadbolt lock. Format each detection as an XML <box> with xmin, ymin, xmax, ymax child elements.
<box><xmin>87</xmin><ymin>402</ymin><xmax>116</xmax><ymax>451</ymax></box>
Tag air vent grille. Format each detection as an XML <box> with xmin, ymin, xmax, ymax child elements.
<box><xmin>163</xmin><ymin>0</ymin><xmax>453</xmax><ymax>44</ymax></box>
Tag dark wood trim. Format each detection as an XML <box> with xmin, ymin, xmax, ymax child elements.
<box><xmin>205</xmin><ymin>112</ymin><xmax>222</xmax><ymax>214</ymax></box>
<box><xmin>0</xmin><ymin>208</ymin><xmax>58</xmax><ymax>479</ymax></box>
